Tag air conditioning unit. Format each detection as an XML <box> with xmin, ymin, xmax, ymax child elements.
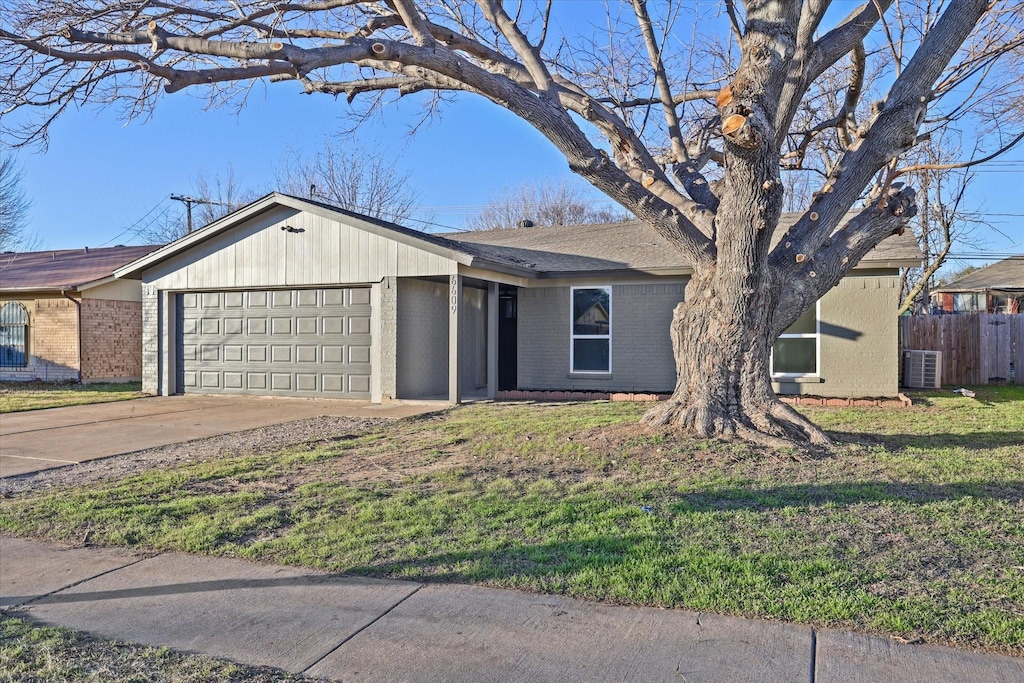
<box><xmin>903</xmin><ymin>350</ymin><xmax>942</xmax><ymax>389</ymax></box>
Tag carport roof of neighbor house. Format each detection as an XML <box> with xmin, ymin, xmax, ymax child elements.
<box><xmin>0</xmin><ymin>245</ymin><xmax>160</xmax><ymax>293</ymax></box>
<box><xmin>113</xmin><ymin>192</ymin><xmax>923</xmax><ymax>281</ymax></box>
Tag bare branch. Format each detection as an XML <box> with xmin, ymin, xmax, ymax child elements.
<box><xmin>629</xmin><ymin>0</ymin><xmax>686</xmax><ymax>163</ymax></box>
<box><xmin>893</xmin><ymin>129</ymin><xmax>1024</xmax><ymax>179</ymax></box>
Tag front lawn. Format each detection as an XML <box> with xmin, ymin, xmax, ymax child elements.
<box><xmin>2</xmin><ymin>387</ymin><xmax>1022</xmax><ymax>653</ymax></box>
<box><xmin>0</xmin><ymin>613</ymin><xmax>309</xmax><ymax>682</ymax></box>
<box><xmin>0</xmin><ymin>381</ymin><xmax>145</xmax><ymax>413</ymax></box>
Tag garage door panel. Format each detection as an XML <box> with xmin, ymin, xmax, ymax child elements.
<box><xmin>178</xmin><ymin>287</ymin><xmax>372</xmax><ymax>398</ymax></box>
<box><xmin>350</xmin><ymin>346</ymin><xmax>371</xmax><ymax>364</ymax></box>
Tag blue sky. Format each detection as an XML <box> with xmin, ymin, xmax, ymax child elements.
<box><xmin>11</xmin><ymin>85</ymin><xmax>599</xmax><ymax>247</ymax></box>
<box><xmin>7</xmin><ymin>39</ymin><xmax>1024</xmax><ymax>270</ymax></box>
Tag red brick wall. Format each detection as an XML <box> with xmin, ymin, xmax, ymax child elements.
<box><xmin>31</xmin><ymin>298</ymin><xmax>81</xmax><ymax>376</ymax></box>
<box><xmin>80</xmin><ymin>299</ymin><xmax>143</xmax><ymax>380</ymax></box>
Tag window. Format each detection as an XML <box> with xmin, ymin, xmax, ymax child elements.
<box><xmin>772</xmin><ymin>302</ymin><xmax>818</xmax><ymax>377</ymax></box>
<box><xmin>0</xmin><ymin>302</ymin><xmax>29</xmax><ymax>368</ymax></box>
<box><xmin>952</xmin><ymin>292</ymin><xmax>984</xmax><ymax>313</ymax></box>
<box><xmin>571</xmin><ymin>287</ymin><xmax>611</xmax><ymax>373</ymax></box>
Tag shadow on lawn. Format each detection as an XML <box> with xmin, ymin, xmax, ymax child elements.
<box><xmin>347</xmin><ymin>536</ymin><xmax>648</xmax><ymax>586</ymax></box>
<box><xmin>676</xmin><ymin>479</ymin><xmax>1024</xmax><ymax>512</ymax></box>
<box><xmin>829</xmin><ymin>430</ymin><xmax>1024</xmax><ymax>451</ymax></box>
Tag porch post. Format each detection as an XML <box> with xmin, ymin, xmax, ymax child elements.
<box><xmin>449</xmin><ymin>274</ymin><xmax>462</xmax><ymax>404</ymax></box>
<box><xmin>487</xmin><ymin>282</ymin><xmax>498</xmax><ymax>399</ymax></box>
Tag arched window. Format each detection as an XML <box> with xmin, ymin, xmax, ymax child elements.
<box><xmin>0</xmin><ymin>302</ymin><xmax>29</xmax><ymax>368</ymax></box>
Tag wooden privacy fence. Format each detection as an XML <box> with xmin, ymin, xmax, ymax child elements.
<box><xmin>899</xmin><ymin>314</ymin><xmax>1024</xmax><ymax>386</ymax></box>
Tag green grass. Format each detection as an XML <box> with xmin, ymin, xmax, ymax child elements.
<box><xmin>0</xmin><ymin>381</ymin><xmax>145</xmax><ymax>413</ymax></box>
<box><xmin>2</xmin><ymin>389</ymin><xmax>1022</xmax><ymax>653</ymax></box>
<box><xmin>0</xmin><ymin>613</ymin><xmax>312</xmax><ymax>681</ymax></box>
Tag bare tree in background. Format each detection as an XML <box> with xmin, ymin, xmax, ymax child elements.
<box><xmin>0</xmin><ymin>154</ymin><xmax>33</xmax><ymax>252</ymax></box>
<box><xmin>467</xmin><ymin>180</ymin><xmax>627</xmax><ymax>230</ymax></box>
<box><xmin>2</xmin><ymin>0</ymin><xmax>1023</xmax><ymax>445</ymax></box>
<box><xmin>140</xmin><ymin>165</ymin><xmax>263</xmax><ymax>244</ymax></box>
<box><xmin>276</xmin><ymin>140</ymin><xmax>419</xmax><ymax>225</ymax></box>
<box><xmin>897</xmin><ymin>139</ymin><xmax>990</xmax><ymax>315</ymax></box>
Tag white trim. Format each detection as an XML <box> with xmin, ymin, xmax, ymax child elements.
<box><xmin>771</xmin><ymin>300</ymin><xmax>820</xmax><ymax>378</ymax></box>
<box><xmin>570</xmin><ymin>285</ymin><xmax>612</xmax><ymax>374</ymax></box>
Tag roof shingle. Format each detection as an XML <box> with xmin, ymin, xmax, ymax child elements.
<box><xmin>450</xmin><ymin>215</ymin><xmax>922</xmax><ymax>274</ymax></box>
<box><xmin>0</xmin><ymin>245</ymin><xmax>160</xmax><ymax>291</ymax></box>
<box><xmin>933</xmin><ymin>256</ymin><xmax>1024</xmax><ymax>292</ymax></box>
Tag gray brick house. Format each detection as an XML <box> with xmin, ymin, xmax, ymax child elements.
<box><xmin>115</xmin><ymin>193</ymin><xmax>920</xmax><ymax>402</ymax></box>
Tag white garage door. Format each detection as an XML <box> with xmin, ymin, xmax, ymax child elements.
<box><xmin>176</xmin><ymin>288</ymin><xmax>372</xmax><ymax>398</ymax></box>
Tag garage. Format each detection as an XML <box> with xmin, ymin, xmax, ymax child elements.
<box><xmin>177</xmin><ymin>287</ymin><xmax>372</xmax><ymax>398</ymax></box>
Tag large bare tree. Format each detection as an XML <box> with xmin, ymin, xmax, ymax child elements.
<box><xmin>2</xmin><ymin>0</ymin><xmax>1022</xmax><ymax>445</ymax></box>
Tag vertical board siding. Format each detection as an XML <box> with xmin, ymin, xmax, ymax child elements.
<box><xmin>147</xmin><ymin>208</ymin><xmax>457</xmax><ymax>290</ymax></box>
<box><xmin>899</xmin><ymin>314</ymin><xmax>1024</xmax><ymax>385</ymax></box>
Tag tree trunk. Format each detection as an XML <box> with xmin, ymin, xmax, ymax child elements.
<box><xmin>643</xmin><ymin>270</ymin><xmax>831</xmax><ymax>447</ymax></box>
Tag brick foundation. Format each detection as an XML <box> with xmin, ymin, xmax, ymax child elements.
<box><xmin>496</xmin><ymin>390</ymin><xmax>912</xmax><ymax>407</ymax></box>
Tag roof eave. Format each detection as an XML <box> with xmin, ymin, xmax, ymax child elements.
<box><xmin>463</xmin><ymin>258</ymin><xmax>539</xmax><ymax>279</ymax></box>
<box><xmin>536</xmin><ymin>266</ymin><xmax>695</xmax><ymax>279</ymax></box>
<box><xmin>0</xmin><ymin>286</ymin><xmax>81</xmax><ymax>295</ymax></box>
<box><xmin>854</xmin><ymin>258</ymin><xmax>921</xmax><ymax>269</ymax></box>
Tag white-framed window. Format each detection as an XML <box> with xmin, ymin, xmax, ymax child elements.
<box><xmin>570</xmin><ymin>286</ymin><xmax>611</xmax><ymax>373</ymax></box>
<box><xmin>771</xmin><ymin>301</ymin><xmax>819</xmax><ymax>377</ymax></box>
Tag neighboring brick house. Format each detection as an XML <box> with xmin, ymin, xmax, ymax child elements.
<box><xmin>930</xmin><ymin>256</ymin><xmax>1024</xmax><ymax>314</ymax></box>
<box><xmin>0</xmin><ymin>245</ymin><xmax>158</xmax><ymax>382</ymax></box>
<box><xmin>116</xmin><ymin>193</ymin><xmax>921</xmax><ymax>402</ymax></box>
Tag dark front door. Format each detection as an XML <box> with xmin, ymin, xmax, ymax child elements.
<box><xmin>497</xmin><ymin>286</ymin><xmax>518</xmax><ymax>391</ymax></box>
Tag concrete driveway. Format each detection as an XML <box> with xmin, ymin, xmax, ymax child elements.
<box><xmin>0</xmin><ymin>395</ymin><xmax>442</xmax><ymax>478</ymax></box>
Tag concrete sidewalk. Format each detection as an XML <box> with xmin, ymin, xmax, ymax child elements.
<box><xmin>2</xmin><ymin>536</ymin><xmax>1021</xmax><ymax>682</ymax></box>
<box><xmin>0</xmin><ymin>395</ymin><xmax>441</xmax><ymax>477</ymax></box>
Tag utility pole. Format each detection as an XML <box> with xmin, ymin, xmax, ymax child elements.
<box><xmin>170</xmin><ymin>195</ymin><xmax>231</xmax><ymax>233</ymax></box>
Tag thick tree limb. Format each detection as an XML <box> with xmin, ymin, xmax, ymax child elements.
<box><xmin>775</xmin><ymin>0</ymin><xmax>894</xmax><ymax>145</ymax></box>
<box><xmin>770</xmin><ymin>0</ymin><xmax>992</xmax><ymax>277</ymax></box>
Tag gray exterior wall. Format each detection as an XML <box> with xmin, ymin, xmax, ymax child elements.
<box><xmin>139</xmin><ymin>205</ymin><xmax>462</xmax><ymax>397</ymax></box>
<box><xmin>396</xmin><ymin>278</ymin><xmax>448</xmax><ymax>399</ymax></box>
<box><xmin>460</xmin><ymin>286</ymin><xmax>488</xmax><ymax>391</ymax></box>
<box><xmin>373</xmin><ymin>277</ymin><xmax>398</xmax><ymax>401</ymax></box>
<box><xmin>517</xmin><ymin>282</ymin><xmax>685</xmax><ymax>393</ymax></box>
<box><xmin>517</xmin><ymin>274</ymin><xmax>901</xmax><ymax>398</ymax></box>
<box><xmin>142</xmin><ymin>285</ymin><xmax>159</xmax><ymax>394</ymax></box>
<box><xmin>774</xmin><ymin>272</ymin><xmax>900</xmax><ymax>398</ymax></box>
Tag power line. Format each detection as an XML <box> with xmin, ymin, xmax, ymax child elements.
<box><xmin>98</xmin><ymin>196</ymin><xmax>171</xmax><ymax>246</ymax></box>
